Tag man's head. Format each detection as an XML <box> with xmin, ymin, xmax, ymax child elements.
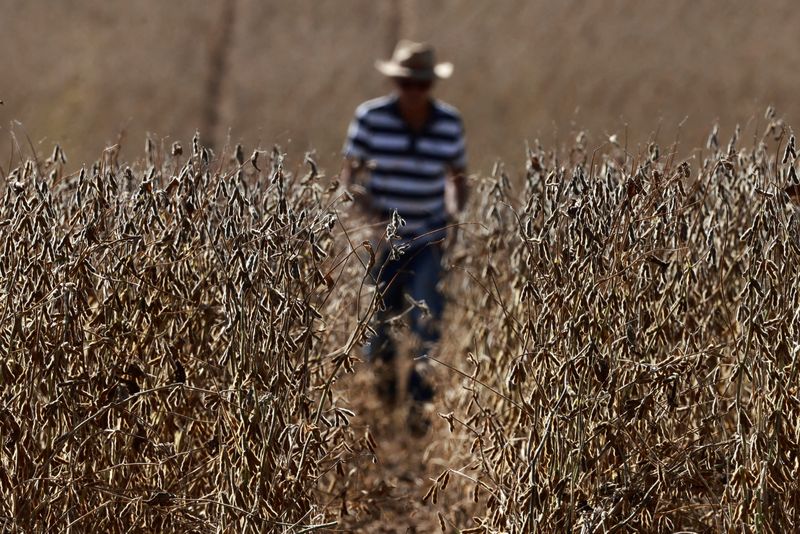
<box><xmin>376</xmin><ymin>40</ymin><xmax>451</xmax><ymax>109</ymax></box>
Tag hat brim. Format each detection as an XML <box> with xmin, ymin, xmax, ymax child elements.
<box><xmin>375</xmin><ymin>60</ymin><xmax>453</xmax><ymax>80</ymax></box>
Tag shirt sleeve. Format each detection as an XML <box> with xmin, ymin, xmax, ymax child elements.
<box><xmin>343</xmin><ymin>108</ymin><xmax>372</xmax><ymax>161</ymax></box>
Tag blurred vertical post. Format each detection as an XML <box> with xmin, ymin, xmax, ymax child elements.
<box><xmin>203</xmin><ymin>0</ymin><xmax>237</xmax><ymax>150</ymax></box>
<box><xmin>385</xmin><ymin>0</ymin><xmax>401</xmax><ymax>55</ymax></box>
<box><xmin>384</xmin><ymin>0</ymin><xmax>417</xmax><ymax>54</ymax></box>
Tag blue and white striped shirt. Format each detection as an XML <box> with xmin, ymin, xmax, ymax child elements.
<box><xmin>344</xmin><ymin>94</ymin><xmax>467</xmax><ymax>245</ymax></box>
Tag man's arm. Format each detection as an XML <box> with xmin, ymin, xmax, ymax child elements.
<box><xmin>339</xmin><ymin>157</ymin><xmax>373</xmax><ymax>215</ymax></box>
<box><xmin>451</xmin><ymin>167</ymin><xmax>468</xmax><ymax>214</ymax></box>
<box><xmin>448</xmin><ymin>115</ymin><xmax>468</xmax><ymax>217</ymax></box>
<box><xmin>446</xmin><ymin>167</ymin><xmax>469</xmax><ymax>218</ymax></box>
<box><xmin>339</xmin><ymin>158</ymin><xmax>354</xmax><ymax>188</ymax></box>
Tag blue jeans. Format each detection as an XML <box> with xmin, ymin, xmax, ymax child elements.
<box><xmin>366</xmin><ymin>242</ymin><xmax>444</xmax><ymax>364</ymax></box>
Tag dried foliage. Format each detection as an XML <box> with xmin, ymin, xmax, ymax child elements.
<box><xmin>0</xmin><ymin>135</ymin><xmax>372</xmax><ymax>532</ymax></box>
<box><xmin>4</xmin><ymin>115</ymin><xmax>800</xmax><ymax>533</ymax></box>
<box><xmin>442</xmin><ymin>115</ymin><xmax>800</xmax><ymax>532</ymax></box>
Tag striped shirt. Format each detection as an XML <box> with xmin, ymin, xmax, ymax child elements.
<box><xmin>344</xmin><ymin>94</ymin><xmax>467</xmax><ymax>245</ymax></box>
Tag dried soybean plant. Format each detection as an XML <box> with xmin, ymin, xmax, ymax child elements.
<box><xmin>4</xmin><ymin>119</ymin><xmax>800</xmax><ymax>534</ymax></box>
<box><xmin>439</xmin><ymin>118</ymin><xmax>800</xmax><ymax>532</ymax></box>
<box><xmin>0</xmin><ymin>135</ymin><xmax>375</xmax><ymax>532</ymax></box>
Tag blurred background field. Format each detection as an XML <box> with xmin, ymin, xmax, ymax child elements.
<box><xmin>3</xmin><ymin>0</ymin><xmax>800</xmax><ymax>173</ymax></box>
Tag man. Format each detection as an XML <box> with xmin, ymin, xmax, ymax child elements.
<box><xmin>340</xmin><ymin>40</ymin><xmax>468</xmax><ymax>435</ymax></box>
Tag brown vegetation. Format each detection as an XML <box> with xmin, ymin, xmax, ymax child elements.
<box><xmin>0</xmin><ymin>136</ymin><xmax>373</xmax><ymax>531</ymax></box>
<box><xmin>3</xmin><ymin>110</ymin><xmax>800</xmax><ymax>531</ymax></box>
<box><xmin>439</xmin><ymin>112</ymin><xmax>800</xmax><ymax>531</ymax></box>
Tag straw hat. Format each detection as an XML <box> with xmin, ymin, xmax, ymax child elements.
<box><xmin>375</xmin><ymin>40</ymin><xmax>453</xmax><ymax>81</ymax></box>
